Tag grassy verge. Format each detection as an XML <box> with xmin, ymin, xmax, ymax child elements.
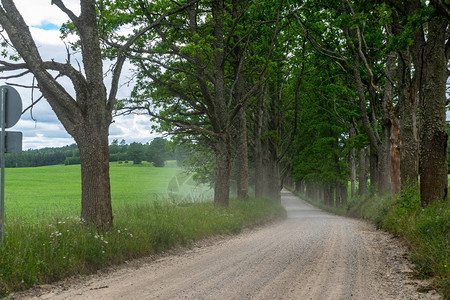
<box><xmin>289</xmin><ymin>187</ymin><xmax>449</xmax><ymax>296</ymax></box>
<box><xmin>0</xmin><ymin>197</ymin><xmax>285</xmax><ymax>297</ymax></box>
<box><xmin>380</xmin><ymin>190</ymin><xmax>449</xmax><ymax>296</ymax></box>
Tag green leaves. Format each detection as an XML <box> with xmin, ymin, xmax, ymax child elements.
<box><xmin>179</xmin><ymin>33</ymin><xmax>215</xmax><ymax>60</ymax></box>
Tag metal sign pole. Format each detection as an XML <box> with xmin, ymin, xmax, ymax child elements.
<box><xmin>0</xmin><ymin>87</ymin><xmax>6</xmax><ymax>245</ymax></box>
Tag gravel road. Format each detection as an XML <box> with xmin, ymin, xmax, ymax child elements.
<box><xmin>19</xmin><ymin>189</ymin><xmax>442</xmax><ymax>299</ymax></box>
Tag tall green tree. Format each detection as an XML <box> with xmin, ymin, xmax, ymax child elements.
<box><xmin>146</xmin><ymin>137</ymin><xmax>170</xmax><ymax>167</ymax></box>
<box><xmin>128</xmin><ymin>142</ymin><xmax>145</xmax><ymax>164</ymax></box>
<box><xmin>111</xmin><ymin>0</ymin><xmax>283</xmax><ymax>205</ymax></box>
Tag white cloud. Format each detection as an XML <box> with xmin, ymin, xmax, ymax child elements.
<box><xmin>14</xmin><ymin>118</ymin><xmax>74</xmax><ymax>150</ymax></box>
<box><xmin>110</xmin><ymin>115</ymin><xmax>161</xmax><ymax>145</ymax></box>
<box><xmin>30</xmin><ymin>27</ymin><xmax>65</xmax><ymax>47</ymax></box>
<box><xmin>15</xmin><ymin>0</ymin><xmax>80</xmax><ymax>27</ymax></box>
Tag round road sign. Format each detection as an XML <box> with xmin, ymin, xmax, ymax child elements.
<box><xmin>0</xmin><ymin>85</ymin><xmax>22</xmax><ymax>128</ymax></box>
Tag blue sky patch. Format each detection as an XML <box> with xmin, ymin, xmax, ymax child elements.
<box><xmin>32</xmin><ymin>22</ymin><xmax>60</xmax><ymax>31</ymax></box>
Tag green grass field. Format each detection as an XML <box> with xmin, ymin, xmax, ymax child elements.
<box><xmin>4</xmin><ymin>161</ymin><xmax>213</xmax><ymax>218</ymax></box>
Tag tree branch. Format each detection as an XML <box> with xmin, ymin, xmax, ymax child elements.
<box><xmin>345</xmin><ymin>0</ymin><xmax>382</xmax><ymax>94</ymax></box>
<box><xmin>289</xmin><ymin>2</ymin><xmax>353</xmax><ymax>70</ymax></box>
<box><xmin>52</xmin><ymin>0</ymin><xmax>80</xmax><ymax>26</ymax></box>
<box><xmin>22</xmin><ymin>95</ymin><xmax>44</xmax><ymax>115</ymax></box>
<box><xmin>107</xmin><ymin>0</ymin><xmax>203</xmax><ymax>111</ymax></box>
<box><xmin>139</xmin><ymin>103</ymin><xmax>218</xmax><ymax>137</ymax></box>
<box><xmin>0</xmin><ymin>70</ymin><xmax>30</xmax><ymax>79</ymax></box>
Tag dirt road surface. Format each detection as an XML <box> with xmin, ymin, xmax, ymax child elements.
<box><xmin>18</xmin><ymin>190</ymin><xmax>442</xmax><ymax>299</ymax></box>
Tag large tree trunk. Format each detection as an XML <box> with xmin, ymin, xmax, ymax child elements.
<box><xmin>318</xmin><ymin>184</ymin><xmax>324</xmax><ymax>202</ymax></box>
<box><xmin>254</xmin><ymin>87</ymin><xmax>265</xmax><ymax>199</ymax></box>
<box><xmin>334</xmin><ymin>186</ymin><xmax>340</xmax><ymax>207</ymax></box>
<box><xmin>236</xmin><ymin>106</ymin><xmax>249</xmax><ymax>200</ymax></box>
<box><xmin>339</xmin><ymin>183</ymin><xmax>348</xmax><ymax>206</ymax></box>
<box><xmin>260</xmin><ymin>83</ymin><xmax>281</xmax><ymax>202</ymax></box>
<box><xmin>398</xmin><ymin>61</ymin><xmax>419</xmax><ymax>189</ymax></box>
<box><xmin>0</xmin><ymin>0</ymin><xmax>119</xmax><ymax>229</ymax></box>
<box><xmin>262</xmin><ymin>143</ymin><xmax>281</xmax><ymax>202</ymax></box>
<box><xmin>378</xmin><ymin>53</ymin><xmax>396</xmax><ymax>195</ymax></box>
<box><xmin>78</xmin><ymin>131</ymin><xmax>112</xmax><ymax>228</ymax></box>
<box><xmin>324</xmin><ymin>186</ymin><xmax>334</xmax><ymax>206</ymax></box>
<box><xmin>254</xmin><ymin>139</ymin><xmax>263</xmax><ymax>199</ymax></box>
<box><xmin>390</xmin><ymin>119</ymin><xmax>401</xmax><ymax>195</ymax></box>
<box><xmin>349</xmin><ymin>126</ymin><xmax>357</xmax><ymax>198</ymax></box>
<box><xmin>231</xmin><ymin>0</ymin><xmax>249</xmax><ymax>201</ymax></box>
<box><xmin>306</xmin><ymin>182</ymin><xmax>314</xmax><ymax>199</ymax></box>
<box><xmin>369</xmin><ymin>146</ymin><xmax>378</xmax><ymax>192</ymax></box>
<box><xmin>393</xmin><ymin>5</ymin><xmax>420</xmax><ymax>190</ymax></box>
<box><xmin>418</xmin><ymin>16</ymin><xmax>448</xmax><ymax>206</ymax></box>
<box><xmin>378</xmin><ymin>121</ymin><xmax>391</xmax><ymax>195</ymax></box>
<box><xmin>211</xmin><ymin>0</ymin><xmax>231</xmax><ymax>206</ymax></box>
<box><xmin>358</xmin><ymin>148</ymin><xmax>368</xmax><ymax>196</ymax></box>
<box><xmin>213</xmin><ymin>135</ymin><xmax>231</xmax><ymax>207</ymax></box>
<box><xmin>352</xmin><ymin>56</ymin><xmax>381</xmax><ymax>195</ymax></box>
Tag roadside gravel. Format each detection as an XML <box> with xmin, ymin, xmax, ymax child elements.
<box><xmin>14</xmin><ymin>189</ymin><xmax>442</xmax><ymax>299</ymax></box>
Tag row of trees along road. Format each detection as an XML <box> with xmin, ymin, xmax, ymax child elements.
<box><xmin>0</xmin><ymin>0</ymin><xmax>447</xmax><ymax>229</ymax></box>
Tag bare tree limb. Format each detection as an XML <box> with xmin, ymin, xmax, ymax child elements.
<box><xmin>0</xmin><ymin>70</ymin><xmax>30</xmax><ymax>79</ymax></box>
<box><xmin>4</xmin><ymin>82</ymin><xmax>36</xmax><ymax>89</ymax></box>
<box><xmin>345</xmin><ymin>0</ymin><xmax>382</xmax><ymax>94</ymax></box>
<box><xmin>22</xmin><ymin>95</ymin><xmax>44</xmax><ymax>115</ymax></box>
<box><xmin>52</xmin><ymin>0</ymin><xmax>80</xmax><ymax>26</ymax></box>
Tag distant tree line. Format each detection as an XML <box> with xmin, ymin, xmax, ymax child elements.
<box><xmin>5</xmin><ymin>138</ymin><xmax>176</xmax><ymax>168</ymax></box>
<box><xmin>109</xmin><ymin>138</ymin><xmax>176</xmax><ymax>167</ymax></box>
<box><xmin>5</xmin><ymin>144</ymin><xmax>79</xmax><ymax>168</ymax></box>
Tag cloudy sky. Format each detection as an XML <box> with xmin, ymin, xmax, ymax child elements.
<box><xmin>1</xmin><ymin>0</ymin><xmax>159</xmax><ymax>149</ymax></box>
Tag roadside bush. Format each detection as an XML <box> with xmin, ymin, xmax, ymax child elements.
<box><xmin>347</xmin><ymin>192</ymin><xmax>396</xmax><ymax>229</ymax></box>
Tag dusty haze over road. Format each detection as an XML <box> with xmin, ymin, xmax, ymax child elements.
<box><xmin>23</xmin><ymin>190</ymin><xmax>441</xmax><ymax>299</ymax></box>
